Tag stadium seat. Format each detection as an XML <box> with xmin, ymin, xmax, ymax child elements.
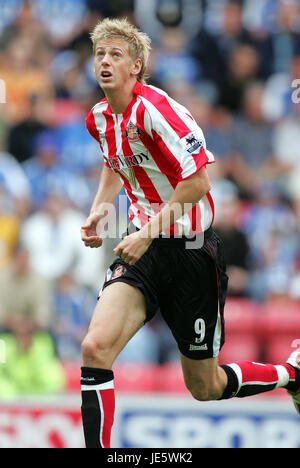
<box><xmin>218</xmin><ymin>334</ymin><xmax>261</xmax><ymax>365</ymax></box>
<box><xmin>224</xmin><ymin>298</ymin><xmax>259</xmax><ymax>335</ymax></box>
<box><xmin>264</xmin><ymin>336</ymin><xmax>299</xmax><ymax>364</ymax></box>
<box><xmin>113</xmin><ymin>363</ymin><xmax>158</xmax><ymax>392</ymax></box>
<box><xmin>155</xmin><ymin>362</ymin><xmax>189</xmax><ymax>393</ymax></box>
<box><xmin>259</xmin><ymin>301</ymin><xmax>300</xmax><ymax>336</ymax></box>
<box><xmin>62</xmin><ymin>361</ymin><xmax>81</xmax><ymax>391</ymax></box>
<box><xmin>220</xmin><ymin>298</ymin><xmax>262</xmax><ymax>363</ymax></box>
<box><xmin>259</xmin><ymin>301</ymin><xmax>300</xmax><ymax>364</ymax></box>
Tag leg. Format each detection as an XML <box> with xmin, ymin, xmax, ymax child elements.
<box><xmin>82</xmin><ymin>281</ymin><xmax>146</xmax><ymax>369</ymax></box>
<box><xmin>81</xmin><ymin>281</ymin><xmax>147</xmax><ymax>448</ymax></box>
<box><xmin>165</xmin><ymin>232</ymin><xmax>300</xmax><ymax>405</ymax></box>
<box><xmin>180</xmin><ymin>353</ymin><xmax>227</xmax><ymax>401</ymax></box>
<box><xmin>180</xmin><ymin>351</ymin><xmax>300</xmax><ymax>402</ymax></box>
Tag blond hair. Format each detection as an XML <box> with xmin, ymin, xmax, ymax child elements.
<box><xmin>90</xmin><ymin>17</ymin><xmax>152</xmax><ymax>84</ymax></box>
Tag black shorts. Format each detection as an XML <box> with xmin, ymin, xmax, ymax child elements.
<box><xmin>99</xmin><ymin>227</ymin><xmax>228</xmax><ymax>360</ymax></box>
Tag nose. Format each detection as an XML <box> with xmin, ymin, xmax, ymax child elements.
<box><xmin>102</xmin><ymin>52</ymin><xmax>111</xmax><ymax>65</ymax></box>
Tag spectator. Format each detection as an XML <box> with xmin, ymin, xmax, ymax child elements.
<box><xmin>192</xmin><ymin>0</ymin><xmax>255</xmax><ymax>84</ymax></box>
<box><xmin>0</xmin><ymin>150</ymin><xmax>31</xmax><ymax>217</ymax></box>
<box><xmin>22</xmin><ymin>130</ymin><xmax>90</xmax><ymax>211</ymax></box>
<box><xmin>272</xmin><ymin>101</ymin><xmax>300</xmax><ymax>200</ymax></box>
<box><xmin>115</xmin><ymin>322</ymin><xmax>160</xmax><ymax>364</ymax></box>
<box><xmin>0</xmin><ymin>315</ymin><xmax>66</xmax><ymax>398</ymax></box>
<box><xmin>0</xmin><ymin>0</ymin><xmax>25</xmax><ymax>35</ymax></box>
<box><xmin>272</xmin><ymin>0</ymin><xmax>300</xmax><ymax>73</ymax></box>
<box><xmin>0</xmin><ymin>183</ymin><xmax>20</xmax><ymax>269</ymax></box>
<box><xmin>242</xmin><ymin>0</ymin><xmax>275</xmax><ymax>79</ymax></box>
<box><xmin>217</xmin><ymin>43</ymin><xmax>260</xmax><ymax>112</ymax></box>
<box><xmin>30</xmin><ymin>0</ymin><xmax>88</xmax><ymax>48</ymax></box>
<box><xmin>52</xmin><ymin>272</ymin><xmax>95</xmax><ymax>360</ymax></box>
<box><xmin>205</xmin><ymin>106</ymin><xmax>234</xmax><ymax>164</ymax></box>
<box><xmin>87</xmin><ymin>0</ymin><xmax>135</xmax><ymax>21</ymax></box>
<box><xmin>0</xmin><ymin>34</ymin><xmax>54</xmax><ymax>124</ymax></box>
<box><xmin>240</xmin><ymin>181</ymin><xmax>299</xmax><ymax>301</ymax></box>
<box><xmin>20</xmin><ymin>191</ymin><xmax>106</xmax><ymax>290</ymax></box>
<box><xmin>6</xmin><ymin>94</ymin><xmax>49</xmax><ymax>164</ymax></box>
<box><xmin>49</xmin><ymin>50</ymin><xmax>92</xmax><ymax>101</ymax></box>
<box><xmin>0</xmin><ymin>150</ymin><xmax>29</xmax><ymax>267</ymax></box>
<box><xmin>0</xmin><ymin>244</ymin><xmax>52</xmax><ymax>331</ymax></box>
<box><xmin>213</xmin><ymin>190</ymin><xmax>250</xmax><ymax>297</ymax></box>
<box><xmin>228</xmin><ymin>82</ymin><xmax>275</xmax><ymax>196</ymax></box>
<box><xmin>134</xmin><ymin>0</ymin><xmax>202</xmax><ymax>43</ymax></box>
<box><xmin>150</xmin><ymin>27</ymin><xmax>201</xmax><ymax>88</ymax></box>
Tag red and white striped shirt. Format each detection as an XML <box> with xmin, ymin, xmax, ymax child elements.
<box><xmin>86</xmin><ymin>81</ymin><xmax>215</xmax><ymax>235</ymax></box>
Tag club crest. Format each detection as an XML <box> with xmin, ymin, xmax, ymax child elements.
<box><xmin>125</xmin><ymin>121</ymin><xmax>143</xmax><ymax>142</ymax></box>
<box><xmin>111</xmin><ymin>264</ymin><xmax>127</xmax><ymax>280</ymax></box>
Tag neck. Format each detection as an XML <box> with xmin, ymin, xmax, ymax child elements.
<box><xmin>104</xmin><ymin>80</ymin><xmax>137</xmax><ymax>114</ymax></box>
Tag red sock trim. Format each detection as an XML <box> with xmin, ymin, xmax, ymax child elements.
<box><xmin>232</xmin><ymin>361</ymin><xmax>280</xmax><ymax>397</ymax></box>
<box><xmin>98</xmin><ymin>388</ymin><xmax>115</xmax><ymax>448</ymax></box>
<box><xmin>238</xmin><ymin>361</ymin><xmax>279</xmax><ymax>384</ymax></box>
<box><xmin>283</xmin><ymin>363</ymin><xmax>296</xmax><ymax>382</ymax></box>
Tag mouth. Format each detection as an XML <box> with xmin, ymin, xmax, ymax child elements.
<box><xmin>100</xmin><ymin>70</ymin><xmax>113</xmax><ymax>81</ymax></box>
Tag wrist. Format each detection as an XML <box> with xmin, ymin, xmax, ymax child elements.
<box><xmin>89</xmin><ymin>209</ymin><xmax>106</xmax><ymax>220</ymax></box>
<box><xmin>139</xmin><ymin>224</ymin><xmax>157</xmax><ymax>242</ymax></box>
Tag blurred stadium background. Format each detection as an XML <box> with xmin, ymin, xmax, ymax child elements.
<box><xmin>1</xmin><ymin>0</ymin><xmax>300</xmax><ymax>448</ymax></box>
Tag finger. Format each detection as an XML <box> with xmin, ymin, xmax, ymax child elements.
<box><xmin>84</xmin><ymin>238</ymin><xmax>102</xmax><ymax>248</ymax></box>
<box><xmin>82</xmin><ymin>235</ymin><xmax>101</xmax><ymax>242</ymax></box>
<box><xmin>113</xmin><ymin>245</ymin><xmax>122</xmax><ymax>257</ymax></box>
<box><xmin>81</xmin><ymin>224</ymin><xmax>92</xmax><ymax>232</ymax></box>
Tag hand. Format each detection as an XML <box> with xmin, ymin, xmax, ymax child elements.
<box><xmin>113</xmin><ymin>231</ymin><xmax>152</xmax><ymax>265</ymax></box>
<box><xmin>81</xmin><ymin>213</ymin><xmax>103</xmax><ymax>248</ymax></box>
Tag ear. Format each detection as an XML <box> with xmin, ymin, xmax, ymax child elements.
<box><xmin>131</xmin><ymin>58</ymin><xmax>142</xmax><ymax>78</ymax></box>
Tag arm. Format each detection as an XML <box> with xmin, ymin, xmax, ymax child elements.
<box><xmin>114</xmin><ymin>167</ymin><xmax>211</xmax><ymax>264</ymax></box>
<box><xmin>140</xmin><ymin>167</ymin><xmax>211</xmax><ymax>239</ymax></box>
<box><xmin>81</xmin><ymin>166</ymin><xmax>123</xmax><ymax>248</ymax></box>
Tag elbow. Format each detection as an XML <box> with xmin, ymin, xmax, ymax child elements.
<box><xmin>199</xmin><ymin>180</ymin><xmax>211</xmax><ymax>198</ymax></box>
<box><xmin>205</xmin><ymin>180</ymin><xmax>212</xmax><ymax>194</ymax></box>
<box><xmin>193</xmin><ymin>183</ymin><xmax>211</xmax><ymax>205</ymax></box>
<box><xmin>195</xmin><ymin>167</ymin><xmax>211</xmax><ymax>197</ymax></box>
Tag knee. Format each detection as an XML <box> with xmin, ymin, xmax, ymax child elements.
<box><xmin>186</xmin><ymin>379</ymin><xmax>222</xmax><ymax>402</ymax></box>
<box><xmin>81</xmin><ymin>332</ymin><xmax>113</xmax><ymax>368</ymax></box>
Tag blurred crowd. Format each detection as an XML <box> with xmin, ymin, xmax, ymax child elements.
<box><xmin>1</xmin><ymin>0</ymin><xmax>300</xmax><ymax>396</ymax></box>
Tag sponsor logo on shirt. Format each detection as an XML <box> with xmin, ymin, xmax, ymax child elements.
<box><xmin>106</xmin><ymin>152</ymin><xmax>150</xmax><ymax>171</ymax></box>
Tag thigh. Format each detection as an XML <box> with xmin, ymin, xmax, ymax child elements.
<box><xmin>85</xmin><ymin>281</ymin><xmax>147</xmax><ymax>367</ymax></box>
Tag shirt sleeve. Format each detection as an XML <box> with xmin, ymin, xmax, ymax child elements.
<box><xmin>143</xmin><ymin>98</ymin><xmax>215</xmax><ymax>181</ymax></box>
<box><xmin>85</xmin><ymin>109</ymin><xmax>100</xmax><ymax>142</ymax></box>
<box><xmin>86</xmin><ymin>108</ymin><xmax>109</xmax><ymax>167</ymax></box>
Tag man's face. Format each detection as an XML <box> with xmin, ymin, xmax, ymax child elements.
<box><xmin>94</xmin><ymin>39</ymin><xmax>138</xmax><ymax>92</ymax></box>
